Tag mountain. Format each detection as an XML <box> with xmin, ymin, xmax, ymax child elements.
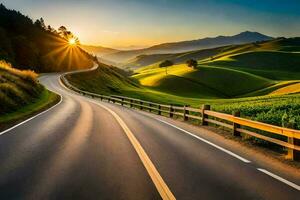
<box><xmin>80</xmin><ymin>45</ymin><xmax>120</xmax><ymax>56</ymax></box>
<box><xmin>122</xmin><ymin>47</ymin><xmax>221</xmax><ymax>69</ymax></box>
<box><xmin>0</xmin><ymin>4</ymin><xmax>94</xmax><ymax>72</ymax></box>
<box><xmin>124</xmin><ymin>37</ymin><xmax>299</xmax><ymax>70</ymax></box>
<box><xmin>103</xmin><ymin>31</ymin><xmax>273</xmax><ymax>63</ymax></box>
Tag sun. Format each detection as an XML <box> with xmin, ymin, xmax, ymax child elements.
<box><xmin>68</xmin><ymin>38</ymin><xmax>76</xmax><ymax>45</ymax></box>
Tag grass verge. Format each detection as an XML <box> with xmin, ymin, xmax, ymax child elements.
<box><xmin>0</xmin><ymin>89</ymin><xmax>60</xmax><ymax>131</ymax></box>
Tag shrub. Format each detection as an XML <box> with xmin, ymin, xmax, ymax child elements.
<box><xmin>159</xmin><ymin>60</ymin><xmax>173</xmax><ymax>68</ymax></box>
<box><xmin>186</xmin><ymin>59</ymin><xmax>198</xmax><ymax>68</ymax></box>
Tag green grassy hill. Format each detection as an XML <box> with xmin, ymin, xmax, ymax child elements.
<box><xmin>205</xmin><ymin>51</ymin><xmax>300</xmax><ymax>72</ymax></box>
<box><xmin>122</xmin><ymin>46</ymin><xmax>224</xmax><ymax>70</ymax></box>
<box><xmin>0</xmin><ymin>60</ymin><xmax>59</xmax><ymax>127</ymax></box>
<box><xmin>66</xmin><ymin>63</ymin><xmax>300</xmax><ymax>130</ymax></box>
<box><xmin>104</xmin><ymin>31</ymin><xmax>272</xmax><ymax>64</ymax></box>
<box><xmin>123</xmin><ymin>37</ymin><xmax>300</xmax><ymax>71</ymax></box>
<box><xmin>133</xmin><ymin>64</ymin><xmax>273</xmax><ymax>98</ymax></box>
<box><xmin>66</xmin><ymin>63</ymin><xmax>140</xmax><ymax>95</ymax></box>
<box><xmin>66</xmin><ymin>37</ymin><xmax>300</xmax><ymax>130</ymax></box>
<box><xmin>131</xmin><ymin>37</ymin><xmax>300</xmax><ymax>96</ymax></box>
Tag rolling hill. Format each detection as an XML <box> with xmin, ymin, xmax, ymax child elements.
<box><xmin>205</xmin><ymin>51</ymin><xmax>300</xmax><ymax>71</ymax></box>
<box><xmin>102</xmin><ymin>31</ymin><xmax>273</xmax><ymax>64</ymax></box>
<box><xmin>80</xmin><ymin>45</ymin><xmax>120</xmax><ymax>56</ymax></box>
<box><xmin>123</xmin><ymin>37</ymin><xmax>300</xmax><ymax>71</ymax></box>
<box><xmin>133</xmin><ymin>64</ymin><xmax>274</xmax><ymax>98</ymax></box>
<box><xmin>123</xmin><ymin>46</ymin><xmax>223</xmax><ymax>70</ymax></box>
<box><xmin>130</xmin><ymin>37</ymin><xmax>300</xmax><ymax>99</ymax></box>
<box><xmin>65</xmin><ymin>63</ymin><xmax>140</xmax><ymax>95</ymax></box>
<box><xmin>66</xmin><ymin>45</ymin><xmax>300</xmax><ymax>129</ymax></box>
<box><xmin>202</xmin><ymin>38</ymin><xmax>300</xmax><ymax>80</ymax></box>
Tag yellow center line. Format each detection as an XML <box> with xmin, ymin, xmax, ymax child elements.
<box><xmin>91</xmin><ymin>101</ymin><xmax>176</xmax><ymax>200</ymax></box>
<box><xmin>60</xmin><ymin>76</ymin><xmax>176</xmax><ymax>199</ymax></box>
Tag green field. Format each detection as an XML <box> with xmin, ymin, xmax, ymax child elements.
<box><xmin>0</xmin><ymin>60</ymin><xmax>60</xmax><ymax>128</ymax></box>
<box><xmin>134</xmin><ymin>64</ymin><xmax>274</xmax><ymax>98</ymax></box>
<box><xmin>124</xmin><ymin>37</ymin><xmax>300</xmax><ymax>70</ymax></box>
<box><xmin>67</xmin><ymin>38</ymin><xmax>300</xmax><ymax>130</ymax></box>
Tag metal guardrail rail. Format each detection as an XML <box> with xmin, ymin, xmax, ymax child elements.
<box><xmin>60</xmin><ymin>74</ymin><xmax>300</xmax><ymax>161</ymax></box>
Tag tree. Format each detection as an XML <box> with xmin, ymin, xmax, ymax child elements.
<box><xmin>58</xmin><ymin>26</ymin><xmax>71</xmax><ymax>39</ymax></box>
<box><xmin>58</xmin><ymin>25</ymin><xmax>79</xmax><ymax>44</ymax></box>
<box><xmin>0</xmin><ymin>4</ymin><xmax>94</xmax><ymax>72</ymax></box>
<box><xmin>159</xmin><ymin>60</ymin><xmax>173</xmax><ymax>75</ymax></box>
<box><xmin>34</xmin><ymin>18</ymin><xmax>46</xmax><ymax>30</ymax></box>
<box><xmin>46</xmin><ymin>25</ymin><xmax>57</xmax><ymax>33</ymax></box>
<box><xmin>186</xmin><ymin>59</ymin><xmax>198</xmax><ymax>69</ymax></box>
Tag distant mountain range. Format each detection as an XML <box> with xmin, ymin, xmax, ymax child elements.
<box><xmin>80</xmin><ymin>45</ymin><xmax>119</xmax><ymax>57</ymax></box>
<box><xmin>123</xmin><ymin>37</ymin><xmax>300</xmax><ymax>70</ymax></box>
<box><xmin>85</xmin><ymin>31</ymin><xmax>273</xmax><ymax>64</ymax></box>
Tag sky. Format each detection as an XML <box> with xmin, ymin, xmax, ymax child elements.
<box><xmin>2</xmin><ymin>0</ymin><xmax>300</xmax><ymax>49</ymax></box>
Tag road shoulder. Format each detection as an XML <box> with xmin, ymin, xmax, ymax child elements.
<box><xmin>0</xmin><ymin>89</ymin><xmax>61</xmax><ymax>132</ymax></box>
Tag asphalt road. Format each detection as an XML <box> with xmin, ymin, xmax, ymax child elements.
<box><xmin>0</xmin><ymin>73</ymin><xmax>300</xmax><ymax>200</ymax></box>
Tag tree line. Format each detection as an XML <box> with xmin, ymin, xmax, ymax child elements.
<box><xmin>0</xmin><ymin>4</ymin><xmax>95</xmax><ymax>72</ymax></box>
<box><xmin>159</xmin><ymin>59</ymin><xmax>198</xmax><ymax>74</ymax></box>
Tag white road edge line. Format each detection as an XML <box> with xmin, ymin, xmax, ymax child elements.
<box><xmin>0</xmin><ymin>92</ymin><xmax>63</xmax><ymax>136</ymax></box>
<box><xmin>64</xmin><ymin>77</ymin><xmax>300</xmax><ymax>192</ymax></box>
<box><xmin>257</xmin><ymin>168</ymin><xmax>300</xmax><ymax>191</ymax></box>
<box><xmin>156</xmin><ymin>118</ymin><xmax>251</xmax><ymax>163</ymax></box>
<box><xmin>88</xmin><ymin>99</ymin><xmax>176</xmax><ymax>200</ymax></box>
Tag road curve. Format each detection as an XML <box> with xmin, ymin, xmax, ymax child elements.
<box><xmin>0</xmin><ymin>73</ymin><xmax>299</xmax><ymax>199</ymax></box>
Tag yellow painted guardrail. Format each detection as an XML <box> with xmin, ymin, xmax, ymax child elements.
<box><xmin>61</xmin><ymin>75</ymin><xmax>300</xmax><ymax>161</ymax></box>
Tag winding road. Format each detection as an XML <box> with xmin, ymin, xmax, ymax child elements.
<box><xmin>0</xmin><ymin>73</ymin><xmax>300</xmax><ymax>199</ymax></box>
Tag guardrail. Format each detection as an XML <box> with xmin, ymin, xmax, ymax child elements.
<box><xmin>61</xmin><ymin>74</ymin><xmax>300</xmax><ymax>161</ymax></box>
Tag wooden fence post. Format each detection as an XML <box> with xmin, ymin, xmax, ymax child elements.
<box><xmin>287</xmin><ymin>127</ymin><xmax>300</xmax><ymax>161</ymax></box>
<box><xmin>201</xmin><ymin>104</ymin><xmax>210</xmax><ymax>125</ymax></box>
<box><xmin>158</xmin><ymin>105</ymin><xmax>161</xmax><ymax>115</ymax></box>
<box><xmin>293</xmin><ymin>139</ymin><xmax>300</xmax><ymax>161</ymax></box>
<box><xmin>121</xmin><ymin>98</ymin><xmax>124</xmax><ymax>106</ymax></box>
<box><xmin>169</xmin><ymin>105</ymin><xmax>174</xmax><ymax>118</ymax></box>
<box><xmin>140</xmin><ymin>101</ymin><xmax>143</xmax><ymax>110</ymax></box>
<box><xmin>130</xmin><ymin>99</ymin><xmax>133</xmax><ymax>108</ymax></box>
<box><xmin>100</xmin><ymin>96</ymin><xmax>103</xmax><ymax>101</ymax></box>
<box><xmin>184</xmin><ymin>105</ymin><xmax>189</xmax><ymax>121</ymax></box>
<box><xmin>149</xmin><ymin>103</ymin><xmax>152</xmax><ymax>112</ymax></box>
<box><xmin>232</xmin><ymin>111</ymin><xmax>241</xmax><ymax>136</ymax></box>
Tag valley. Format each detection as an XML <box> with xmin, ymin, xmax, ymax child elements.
<box><xmin>68</xmin><ymin>37</ymin><xmax>300</xmax><ymax>129</ymax></box>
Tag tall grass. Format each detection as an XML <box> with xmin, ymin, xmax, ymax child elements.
<box><xmin>0</xmin><ymin>60</ymin><xmax>43</xmax><ymax>115</ymax></box>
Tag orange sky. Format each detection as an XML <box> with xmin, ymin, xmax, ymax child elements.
<box><xmin>2</xmin><ymin>0</ymin><xmax>300</xmax><ymax>49</ymax></box>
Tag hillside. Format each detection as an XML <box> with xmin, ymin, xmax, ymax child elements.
<box><xmin>201</xmin><ymin>38</ymin><xmax>300</xmax><ymax>80</ymax></box>
<box><xmin>123</xmin><ymin>37</ymin><xmax>300</xmax><ymax>71</ymax></box>
<box><xmin>133</xmin><ymin>64</ymin><xmax>274</xmax><ymax>98</ymax></box>
<box><xmin>129</xmin><ymin>37</ymin><xmax>300</xmax><ymax>99</ymax></box>
<box><xmin>66</xmin><ymin>63</ymin><xmax>300</xmax><ymax>130</ymax></box>
<box><xmin>123</xmin><ymin>46</ymin><xmax>222</xmax><ymax>70</ymax></box>
<box><xmin>205</xmin><ymin>51</ymin><xmax>300</xmax><ymax>72</ymax></box>
<box><xmin>0</xmin><ymin>61</ymin><xmax>42</xmax><ymax>114</ymax></box>
<box><xmin>0</xmin><ymin>4</ymin><xmax>94</xmax><ymax>72</ymax></box>
<box><xmin>0</xmin><ymin>60</ymin><xmax>59</xmax><ymax>127</ymax></box>
<box><xmin>80</xmin><ymin>45</ymin><xmax>120</xmax><ymax>56</ymax></box>
<box><xmin>66</xmin><ymin>56</ymin><xmax>300</xmax><ymax>130</ymax></box>
<box><xmin>65</xmin><ymin>63</ymin><xmax>140</xmax><ymax>95</ymax></box>
<box><xmin>102</xmin><ymin>31</ymin><xmax>273</xmax><ymax>63</ymax></box>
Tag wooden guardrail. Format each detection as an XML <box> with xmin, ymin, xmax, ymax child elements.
<box><xmin>61</xmin><ymin>75</ymin><xmax>300</xmax><ymax>161</ymax></box>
